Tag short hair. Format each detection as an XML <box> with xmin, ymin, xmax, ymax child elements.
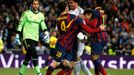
<box><xmin>26</xmin><ymin>0</ymin><xmax>39</xmax><ymax>8</ymax></box>
<box><xmin>67</xmin><ymin>0</ymin><xmax>79</xmax><ymax>3</ymax></box>
<box><xmin>83</xmin><ymin>8</ymin><xmax>92</xmax><ymax>15</ymax></box>
<box><xmin>32</xmin><ymin>0</ymin><xmax>39</xmax><ymax>3</ymax></box>
<box><xmin>58</xmin><ymin>1</ymin><xmax>68</xmax><ymax>13</ymax></box>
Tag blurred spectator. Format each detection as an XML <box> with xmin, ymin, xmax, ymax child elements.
<box><xmin>0</xmin><ymin>38</ymin><xmax>4</xmax><ymax>53</ymax></box>
<box><xmin>131</xmin><ymin>47</ymin><xmax>134</xmax><ymax>55</ymax></box>
<box><xmin>108</xmin><ymin>47</ymin><xmax>116</xmax><ymax>55</ymax></box>
<box><xmin>35</xmin><ymin>42</ymin><xmax>47</xmax><ymax>55</ymax></box>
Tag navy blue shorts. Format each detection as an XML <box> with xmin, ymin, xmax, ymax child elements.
<box><xmin>53</xmin><ymin>42</ymin><xmax>72</xmax><ymax>62</ymax></box>
<box><xmin>91</xmin><ymin>41</ymin><xmax>107</xmax><ymax>55</ymax></box>
<box><xmin>70</xmin><ymin>41</ymin><xmax>78</xmax><ymax>61</ymax></box>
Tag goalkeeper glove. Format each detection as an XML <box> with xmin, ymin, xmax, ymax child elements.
<box><xmin>14</xmin><ymin>34</ymin><xmax>21</xmax><ymax>46</ymax></box>
<box><xmin>44</xmin><ymin>31</ymin><xmax>50</xmax><ymax>44</ymax></box>
<box><xmin>77</xmin><ymin>32</ymin><xmax>84</xmax><ymax>40</ymax></box>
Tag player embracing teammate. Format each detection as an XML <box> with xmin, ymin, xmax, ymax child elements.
<box><xmin>45</xmin><ymin>1</ymin><xmax>106</xmax><ymax>75</ymax></box>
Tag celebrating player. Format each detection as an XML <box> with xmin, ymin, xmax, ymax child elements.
<box><xmin>45</xmin><ymin>1</ymin><xmax>106</xmax><ymax>75</ymax></box>
<box><xmin>85</xmin><ymin>7</ymin><xmax>108</xmax><ymax>75</ymax></box>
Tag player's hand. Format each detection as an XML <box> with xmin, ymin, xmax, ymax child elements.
<box><xmin>14</xmin><ymin>34</ymin><xmax>21</xmax><ymax>46</ymax></box>
<box><xmin>79</xmin><ymin>14</ymin><xmax>84</xmax><ymax>19</ymax></box>
<box><xmin>99</xmin><ymin>24</ymin><xmax>106</xmax><ymax>31</ymax></box>
<box><xmin>44</xmin><ymin>31</ymin><xmax>50</xmax><ymax>43</ymax></box>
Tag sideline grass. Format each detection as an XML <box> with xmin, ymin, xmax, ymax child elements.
<box><xmin>0</xmin><ymin>68</ymin><xmax>134</xmax><ymax>75</ymax></box>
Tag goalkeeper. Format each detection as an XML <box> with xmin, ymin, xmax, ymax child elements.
<box><xmin>16</xmin><ymin>0</ymin><xmax>49</xmax><ymax>75</ymax></box>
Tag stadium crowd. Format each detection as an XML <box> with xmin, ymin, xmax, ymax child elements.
<box><xmin>0</xmin><ymin>0</ymin><xmax>134</xmax><ymax>55</ymax></box>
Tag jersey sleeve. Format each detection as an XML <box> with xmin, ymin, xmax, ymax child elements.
<box><xmin>76</xmin><ymin>17</ymin><xmax>101</xmax><ymax>33</ymax></box>
<box><xmin>17</xmin><ymin>12</ymin><xmax>26</xmax><ymax>32</ymax></box>
<box><xmin>84</xmin><ymin>18</ymin><xmax>98</xmax><ymax>28</ymax></box>
<box><xmin>40</xmin><ymin>14</ymin><xmax>47</xmax><ymax>31</ymax></box>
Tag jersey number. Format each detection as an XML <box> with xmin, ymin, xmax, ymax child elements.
<box><xmin>61</xmin><ymin>21</ymin><xmax>66</xmax><ymax>32</ymax></box>
<box><xmin>56</xmin><ymin>51</ymin><xmax>62</xmax><ymax>58</ymax></box>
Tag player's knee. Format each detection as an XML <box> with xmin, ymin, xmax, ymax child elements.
<box><xmin>63</xmin><ymin>59</ymin><xmax>70</xmax><ymax>67</ymax></box>
<box><xmin>50</xmin><ymin>60</ymin><xmax>59</xmax><ymax>68</ymax></box>
<box><xmin>81</xmin><ymin>61</ymin><xmax>86</xmax><ymax>67</ymax></box>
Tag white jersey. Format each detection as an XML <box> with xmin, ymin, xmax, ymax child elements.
<box><xmin>69</xmin><ymin>6</ymin><xmax>84</xmax><ymax>16</ymax></box>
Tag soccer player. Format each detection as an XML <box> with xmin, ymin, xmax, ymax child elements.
<box><xmin>65</xmin><ymin>0</ymin><xmax>92</xmax><ymax>75</ymax></box>
<box><xmin>85</xmin><ymin>7</ymin><xmax>108</xmax><ymax>75</ymax></box>
<box><xmin>44</xmin><ymin>31</ymin><xmax>57</xmax><ymax>69</ymax></box>
<box><xmin>16</xmin><ymin>0</ymin><xmax>49</xmax><ymax>75</ymax></box>
<box><xmin>45</xmin><ymin>1</ymin><xmax>106</xmax><ymax>75</ymax></box>
<box><xmin>73</xmin><ymin>32</ymin><xmax>92</xmax><ymax>75</ymax></box>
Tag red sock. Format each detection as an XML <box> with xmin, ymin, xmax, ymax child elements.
<box><xmin>46</xmin><ymin>66</ymin><xmax>55</xmax><ymax>75</ymax></box>
<box><xmin>99</xmin><ymin>65</ymin><xmax>107</xmax><ymax>75</ymax></box>
<box><xmin>56</xmin><ymin>70</ymin><xmax>66</xmax><ymax>75</ymax></box>
<box><xmin>46</xmin><ymin>70</ymin><xmax>52</xmax><ymax>75</ymax></box>
<box><xmin>65</xmin><ymin>69</ymin><xmax>72</xmax><ymax>75</ymax></box>
<box><xmin>95</xmin><ymin>68</ymin><xmax>100</xmax><ymax>75</ymax></box>
<box><xmin>95</xmin><ymin>70</ymin><xmax>100</xmax><ymax>75</ymax></box>
<box><xmin>93</xmin><ymin>60</ymin><xmax>107</xmax><ymax>75</ymax></box>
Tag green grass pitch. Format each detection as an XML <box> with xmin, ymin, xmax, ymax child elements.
<box><xmin>0</xmin><ymin>68</ymin><xmax>134</xmax><ymax>75</ymax></box>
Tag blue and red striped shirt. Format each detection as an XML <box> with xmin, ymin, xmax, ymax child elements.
<box><xmin>84</xmin><ymin>11</ymin><xmax>108</xmax><ymax>42</ymax></box>
<box><xmin>57</xmin><ymin>13</ymin><xmax>102</xmax><ymax>52</ymax></box>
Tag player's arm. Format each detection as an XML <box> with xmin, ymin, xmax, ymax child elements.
<box><xmin>84</xmin><ymin>18</ymin><xmax>98</xmax><ymax>28</ymax></box>
<box><xmin>40</xmin><ymin>14</ymin><xmax>49</xmax><ymax>43</ymax></box>
<box><xmin>17</xmin><ymin>12</ymin><xmax>26</xmax><ymax>34</ymax></box>
<box><xmin>15</xmin><ymin>11</ymin><xmax>27</xmax><ymax>45</ymax></box>
<box><xmin>80</xmin><ymin>22</ymin><xmax>101</xmax><ymax>33</ymax></box>
<box><xmin>77</xmin><ymin>18</ymin><xmax>105</xmax><ymax>33</ymax></box>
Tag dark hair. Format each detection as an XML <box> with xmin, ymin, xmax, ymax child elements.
<box><xmin>58</xmin><ymin>1</ymin><xmax>68</xmax><ymax>13</ymax></box>
<box><xmin>83</xmin><ymin>8</ymin><xmax>92</xmax><ymax>15</ymax></box>
<box><xmin>67</xmin><ymin>0</ymin><xmax>79</xmax><ymax>3</ymax></box>
<box><xmin>96</xmin><ymin>0</ymin><xmax>104</xmax><ymax>7</ymax></box>
<box><xmin>27</xmin><ymin>0</ymin><xmax>39</xmax><ymax>7</ymax></box>
<box><xmin>72</xmin><ymin>0</ymin><xmax>79</xmax><ymax>2</ymax></box>
<box><xmin>31</xmin><ymin>0</ymin><xmax>39</xmax><ymax>4</ymax></box>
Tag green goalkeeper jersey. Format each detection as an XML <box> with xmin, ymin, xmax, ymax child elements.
<box><xmin>17</xmin><ymin>10</ymin><xmax>47</xmax><ymax>41</ymax></box>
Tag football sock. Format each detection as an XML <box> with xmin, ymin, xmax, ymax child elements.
<box><xmin>80</xmin><ymin>61</ymin><xmax>92</xmax><ymax>75</ymax></box>
<box><xmin>46</xmin><ymin>66</ymin><xmax>54</xmax><ymax>75</ymax></box>
<box><xmin>74</xmin><ymin>63</ymin><xmax>80</xmax><ymax>75</ymax></box>
<box><xmin>19</xmin><ymin>64</ymin><xmax>27</xmax><ymax>75</ymax></box>
<box><xmin>93</xmin><ymin>60</ymin><xmax>107</xmax><ymax>75</ymax></box>
<box><xmin>56</xmin><ymin>70</ymin><xmax>66</xmax><ymax>75</ymax></box>
<box><xmin>34</xmin><ymin>66</ymin><xmax>41</xmax><ymax>74</ymax></box>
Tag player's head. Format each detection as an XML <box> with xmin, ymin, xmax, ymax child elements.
<box><xmin>31</xmin><ymin>0</ymin><xmax>39</xmax><ymax>11</ymax></box>
<box><xmin>67</xmin><ymin>0</ymin><xmax>79</xmax><ymax>10</ymax></box>
<box><xmin>58</xmin><ymin>1</ymin><xmax>69</xmax><ymax>14</ymax></box>
<box><xmin>83</xmin><ymin>8</ymin><xmax>92</xmax><ymax>20</ymax></box>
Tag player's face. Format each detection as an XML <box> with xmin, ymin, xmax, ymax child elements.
<box><xmin>32</xmin><ymin>0</ymin><xmax>39</xmax><ymax>11</ymax></box>
<box><xmin>68</xmin><ymin>0</ymin><xmax>78</xmax><ymax>10</ymax></box>
<box><xmin>85</xmin><ymin>14</ymin><xmax>92</xmax><ymax>20</ymax></box>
